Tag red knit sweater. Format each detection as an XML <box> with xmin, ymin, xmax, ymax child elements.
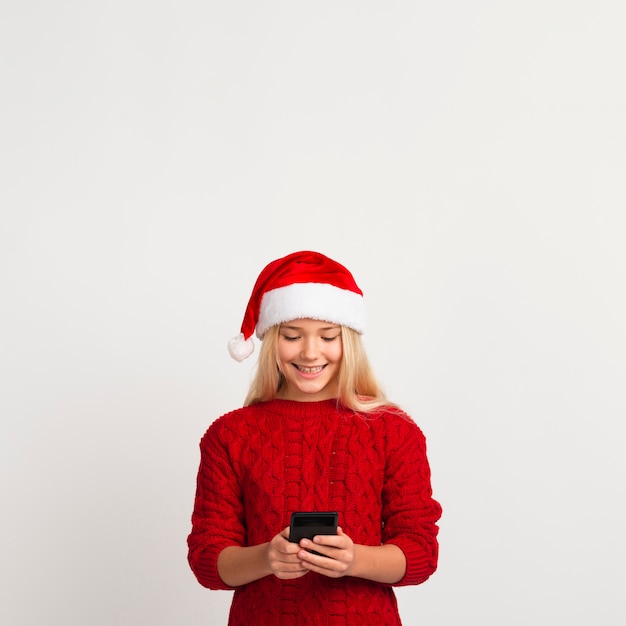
<box><xmin>187</xmin><ymin>399</ymin><xmax>441</xmax><ymax>626</ymax></box>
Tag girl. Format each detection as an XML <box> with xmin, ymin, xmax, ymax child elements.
<box><xmin>187</xmin><ymin>250</ymin><xmax>442</xmax><ymax>625</ymax></box>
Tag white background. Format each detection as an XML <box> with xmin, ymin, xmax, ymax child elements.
<box><xmin>1</xmin><ymin>1</ymin><xmax>625</xmax><ymax>624</ymax></box>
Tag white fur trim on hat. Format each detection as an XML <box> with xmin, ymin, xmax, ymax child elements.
<box><xmin>256</xmin><ymin>282</ymin><xmax>366</xmax><ymax>339</ymax></box>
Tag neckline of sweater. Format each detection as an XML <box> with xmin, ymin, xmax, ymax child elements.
<box><xmin>254</xmin><ymin>398</ymin><xmax>345</xmax><ymax>417</ymax></box>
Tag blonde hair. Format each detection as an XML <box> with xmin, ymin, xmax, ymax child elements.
<box><xmin>243</xmin><ymin>325</ymin><xmax>395</xmax><ymax>413</ymax></box>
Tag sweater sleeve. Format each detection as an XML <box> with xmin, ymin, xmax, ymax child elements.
<box><xmin>187</xmin><ymin>417</ymin><xmax>244</xmax><ymax>590</ymax></box>
<box><xmin>381</xmin><ymin>413</ymin><xmax>442</xmax><ymax>587</ymax></box>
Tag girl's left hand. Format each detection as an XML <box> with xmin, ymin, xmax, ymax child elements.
<box><xmin>297</xmin><ymin>526</ymin><xmax>355</xmax><ymax>578</ymax></box>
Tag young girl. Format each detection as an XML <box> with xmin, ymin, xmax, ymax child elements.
<box><xmin>187</xmin><ymin>250</ymin><xmax>442</xmax><ymax>625</ymax></box>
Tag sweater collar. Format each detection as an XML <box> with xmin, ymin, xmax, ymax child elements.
<box><xmin>255</xmin><ymin>398</ymin><xmax>345</xmax><ymax>418</ymax></box>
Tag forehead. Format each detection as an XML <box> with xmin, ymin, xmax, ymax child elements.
<box><xmin>279</xmin><ymin>318</ymin><xmax>341</xmax><ymax>331</ymax></box>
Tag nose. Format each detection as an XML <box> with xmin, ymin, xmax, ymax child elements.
<box><xmin>300</xmin><ymin>336</ymin><xmax>319</xmax><ymax>360</ymax></box>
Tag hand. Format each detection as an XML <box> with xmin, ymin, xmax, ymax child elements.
<box><xmin>297</xmin><ymin>527</ymin><xmax>355</xmax><ymax>578</ymax></box>
<box><xmin>266</xmin><ymin>527</ymin><xmax>310</xmax><ymax>580</ymax></box>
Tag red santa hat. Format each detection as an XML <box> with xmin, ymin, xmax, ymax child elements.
<box><xmin>228</xmin><ymin>250</ymin><xmax>366</xmax><ymax>361</ymax></box>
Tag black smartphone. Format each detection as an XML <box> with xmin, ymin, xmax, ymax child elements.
<box><xmin>289</xmin><ymin>511</ymin><xmax>338</xmax><ymax>545</ymax></box>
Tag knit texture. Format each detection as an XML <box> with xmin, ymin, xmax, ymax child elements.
<box><xmin>187</xmin><ymin>399</ymin><xmax>442</xmax><ymax>626</ymax></box>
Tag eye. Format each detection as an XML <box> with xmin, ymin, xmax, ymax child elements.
<box><xmin>281</xmin><ymin>334</ymin><xmax>300</xmax><ymax>342</ymax></box>
<box><xmin>322</xmin><ymin>335</ymin><xmax>340</xmax><ymax>342</ymax></box>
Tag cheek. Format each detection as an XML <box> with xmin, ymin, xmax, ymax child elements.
<box><xmin>328</xmin><ymin>342</ymin><xmax>343</xmax><ymax>362</ymax></box>
<box><xmin>277</xmin><ymin>345</ymin><xmax>302</xmax><ymax>370</ymax></box>
<box><xmin>276</xmin><ymin>341</ymin><xmax>294</xmax><ymax>361</ymax></box>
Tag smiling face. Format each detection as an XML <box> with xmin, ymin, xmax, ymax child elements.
<box><xmin>275</xmin><ymin>318</ymin><xmax>343</xmax><ymax>402</ymax></box>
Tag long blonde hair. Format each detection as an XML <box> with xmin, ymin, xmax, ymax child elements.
<box><xmin>243</xmin><ymin>324</ymin><xmax>395</xmax><ymax>413</ymax></box>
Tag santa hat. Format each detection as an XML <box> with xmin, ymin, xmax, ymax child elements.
<box><xmin>228</xmin><ymin>250</ymin><xmax>366</xmax><ymax>361</ymax></box>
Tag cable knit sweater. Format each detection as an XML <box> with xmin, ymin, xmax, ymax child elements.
<box><xmin>187</xmin><ymin>399</ymin><xmax>441</xmax><ymax>626</ymax></box>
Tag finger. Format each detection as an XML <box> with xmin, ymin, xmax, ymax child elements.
<box><xmin>273</xmin><ymin>545</ymin><xmax>306</xmax><ymax>562</ymax></box>
<box><xmin>298</xmin><ymin>551</ymin><xmax>346</xmax><ymax>577</ymax></box>
<box><xmin>309</xmin><ymin>534</ymin><xmax>345</xmax><ymax>550</ymax></box>
<box><xmin>298</xmin><ymin>548</ymin><xmax>329</xmax><ymax>566</ymax></box>
<box><xmin>282</xmin><ymin>539</ymin><xmax>304</xmax><ymax>556</ymax></box>
<box><xmin>277</xmin><ymin>560</ymin><xmax>309</xmax><ymax>571</ymax></box>
<box><xmin>298</xmin><ymin>541</ymin><xmax>336</xmax><ymax>561</ymax></box>
<box><xmin>275</xmin><ymin>569</ymin><xmax>309</xmax><ymax>580</ymax></box>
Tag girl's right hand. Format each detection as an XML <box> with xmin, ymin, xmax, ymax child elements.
<box><xmin>266</xmin><ymin>527</ymin><xmax>310</xmax><ymax>580</ymax></box>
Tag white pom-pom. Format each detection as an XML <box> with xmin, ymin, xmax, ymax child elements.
<box><xmin>227</xmin><ymin>333</ymin><xmax>254</xmax><ymax>361</ymax></box>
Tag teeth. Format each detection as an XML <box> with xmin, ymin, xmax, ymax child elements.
<box><xmin>296</xmin><ymin>365</ymin><xmax>324</xmax><ymax>374</ymax></box>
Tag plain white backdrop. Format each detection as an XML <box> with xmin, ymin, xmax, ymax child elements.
<box><xmin>1</xmin><ymin>1</ymin><xmax>625</xmax><ymax>624</ymax></box>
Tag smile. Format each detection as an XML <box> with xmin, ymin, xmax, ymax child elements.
<box><xmin>294</xmin><ymin>365</ymin><xmax>325</xmax><ymax>374</ymax></box>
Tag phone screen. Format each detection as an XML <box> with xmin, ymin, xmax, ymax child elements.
<box><xmin>289</xmin><ymin>511</ymin><xmax>338</xmax><ymax>544</ymax></box>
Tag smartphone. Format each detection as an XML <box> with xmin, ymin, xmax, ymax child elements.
<box><xmin>289</xmin><ymin>511</ymin><xmax>338</xmax><ymax>546</ymax></box>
